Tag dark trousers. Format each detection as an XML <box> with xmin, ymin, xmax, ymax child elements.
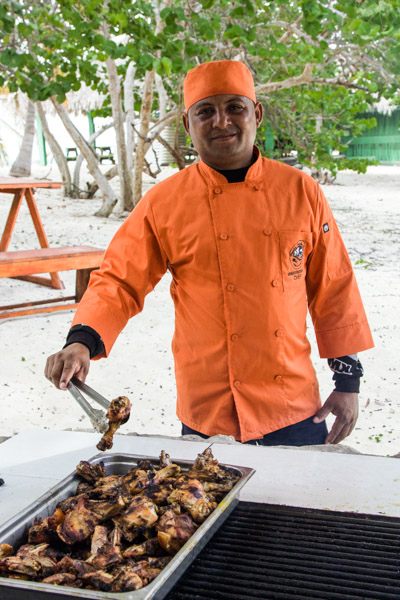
<box><xmin>181</xmin><ymin>416</ymin><xmax>328</xmax><ymax>446</ymax></box>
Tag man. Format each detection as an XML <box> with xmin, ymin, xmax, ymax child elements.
<box><xmin>45</xmin><ymin>60</ymin><xmax>374</xmax><ymax>446</ymax></box>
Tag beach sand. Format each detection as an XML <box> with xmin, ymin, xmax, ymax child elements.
<box><xmin>0</xmin><ymin>163</ymin><xmax>398</xmax><ymax>456</ymax></box>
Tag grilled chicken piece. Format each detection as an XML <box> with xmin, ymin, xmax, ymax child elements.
<box><xmin>86</xmin><ymin>495</ymin><xmax>125</xmax><ymax>521</ymax></box>
<box><xmin>141</xmin><ymin>482</ymin><xmax>174</xmax><ymax>505</ymax></box>
<box><xmin>113</xmin><ymin>496</ymin><xmax>158</xmax><ymax>537</ymax></box>
<box><xmin>86</xmin><ymin>525</ymin><xmax>122</xmax><ymax>569</ymax></box>
<box><xmin>128</xmin><ymin>560</ymin><xmax>161</xmax><ymax>585</ymax></box>
<box><xmin>151</xmin><ymin>463</ymin><xmax>181</xmax><ymax>485</ymax></box>
<box><xmin>123</xmin><ymin>537</ymin><xmax>161</xmax><ymax>559</ymax></box>
<box><xmin>76</xmin><ymin>482</ymin><xmax>94</xmax><ymax>495</ymax></box>
<box><xmin>96</xmin><ymin>396</ymin><xmax>131</xmax><ymax>451</ymax></box>
<box><xmin>42</xmin><ymin>572</ymin><xmax>80</xmax><ymax>586</ymax></box>
<box><xmin>16</xmin><ymin>543</ymin><xmax>59</xmax><ymax>562</ymax></box>
<box><xmin>0</xmin><ymin>544</ymin><xmax>13</xmax><ymax>558</ymax></box>
<box><xmin>0</xmin><ymin>553</ymin><xmax>56</xmax><ymax>578</ymax></box>
<box><xmin>148</xmin><ymin>555</ymin><xmax>171</xmax><ymax>569</ymax></box>
<box><xmin>57</xmin><ymin>496</ymin><xmax>98</xmax><ymax>545</ymax></box>
<box><xmin>57</xmin><ymin>493</ymin><xmax>86</xmax><ymax>514</ymax></box>
<box><xmin>168</xmin><ymin>476</ymin><xmax>217</xmax><ymax>523</ymax></box>
<box><xmin>91</xmin><ymin>475</ymin><xmax>131</xmax><ymax>504</ymax></box>
<box><xmin>122</xmin><ymin>469</ymin><xmax>154</xmax><ymax>495</ymax></box>
<box><xmin>76</xmin><ymin>460</ymin><xmax>106</xmax><ymax>483</ymax></box>
<box><xmin>186</xmin><ymin>446</ymin><xmax>239</xmax><ymax>485</ymax></box>
<box><xmin>55</xmin><ymin>555</ymin><xmax>95</xmax><ymax>576</ymax></box>
<box><xmin>80</xmin><ymin>570</ymin><xmax>115</xmax><ymax>591</ymax></box>
<box><xmin>27</xmin><ymin>509</ymin><xmax>65</xmax><ymax>544</ymax></box>
<box><xmin>159</xmin><ymin>450</ymin><xmax>171</xmax><ymax>468</ymax></box>
<box><xmin>156</xmin><ymin>509</ymin><xmax>197</xmax><ymax>554</ymax></box>
<box><xmin>111</xmin><ymin>568</ymin><xmax>143</xmax><ymax>592</ymax></box>
<box><xmin>137</xmin><ymin>459</ymin><xmax>155</xmax><ymax>471</ymax></box>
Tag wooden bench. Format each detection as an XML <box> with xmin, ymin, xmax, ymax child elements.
<box><xmin>0</xmin><ymin>246</ymin><xmax>104</xmax><ymax>319</ymax></box>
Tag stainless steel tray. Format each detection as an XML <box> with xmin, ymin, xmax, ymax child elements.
<box><xmin>0</xmin><ymin>452</ymin><xmax>255</xmax><ymax>599</ymax></box>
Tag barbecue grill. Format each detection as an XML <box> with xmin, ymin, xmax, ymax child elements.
<box><xmin>165</xmin><ymin>502</ymin><xmax>400</xmax><ymax>600</ymax></box>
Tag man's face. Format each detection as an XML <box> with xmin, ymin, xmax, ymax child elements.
<box><xmin>182</xmin><ymin>94</ymin><xmax>263</xmax><ymax>170</ymax></box>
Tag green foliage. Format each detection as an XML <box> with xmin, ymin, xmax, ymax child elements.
<box><xmin>1</xmin><ymin>0</ymin><xmax>400</xmax><ymax>174</ymax></box>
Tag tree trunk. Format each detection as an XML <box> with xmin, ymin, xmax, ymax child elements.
<box><xmin>155</xmin><ymin>73</ymin><xmax>167</xmax><ymax>120</ymax></box>
<box><xmin>9</xmin><ymin>99</ymin><xmax>35</xmax><ymax>177</ymax></box>
<box><xmin>124</xmin><ymin>62</ymin><xmax>136</xmax><ymax>176</ymax></box>
<box><xmin>132</xmin><ymin>0</ymin><xmax>172</xmax><ymax>205</ymax></box>
<box><xmin>51</xmin><ymin>99</ymin><xmax>117</xmax><ymax>217</ymax></box>
<box><xmin>84</xmin><ymin>165</ymin><xmax>118</xmax><ymax>199</ymax></box>
<box><xmin>133</xmin><ymin>68</ymin><xmax>156</xmax><ymax>205</ymax></box>
<box><xmin>106</xmin><ymin>55</ymin><xmax>133</xmax><ymax>213</ymax></box>
<box><xmin>73</xmin><ymin>122</ymin><xmax>114</xmax><ymax>196</ymax></box>
<box><xmin>36</xmin><ymin>102</ymin><xmax>73</xmax><ymax>196</ymax></box>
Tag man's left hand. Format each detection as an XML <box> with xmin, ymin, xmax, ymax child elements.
<box><xmin>313</xmin><ymin>391</ymin><xmax>359</xmax><ymax>444</ymax></box>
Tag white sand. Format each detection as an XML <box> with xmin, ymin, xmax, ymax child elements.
<box><xmin>0</xmin><ymin>164</ymin><xmax>399</xmax><ymax>456</ymax></box>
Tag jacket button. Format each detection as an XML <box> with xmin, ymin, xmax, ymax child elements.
<box><xmin>272</xmin><ymin>279</ymin><xmax>280</xmax><ymax>287</ymax></box>
<box><xmin>226</xmin><ymin>283</ymin><xmax>235</xmax><ymax>292</ymax></box>
<box><xmin>230</xmin><ymin>333</ymin><xmax>239</xmax><ymax>341</ymax></box>
<box><xmin>219</xmin><ymin>232</ymin><xmax>229</xmax><ymax>240</ymax></box>
<box><xmin>214</xmin><ymin>187</ymin><xmax>222</xmax><ymax>194</ymax></box>
<box><xmin>263</xmin><ymin>227</ymin><xmax>272</xmax><ymax>236</ymax></box>
<box><xmin>254</xmin><ymin>184</ymin><xmax>262</xmax><ymax>191</ymax></box>
<box><xmin>274</xmin><ymin>375</ymin><xmax>283</xmax><ymax>383</ymax></box>
<box><xmin>233</xmin><ymin>380</ymin><xmax>241</xmax><ymax>388</ymax></box>
<box><xmin>275</xmin><ymin>329</ymin><xmax>284</xmax><ymax>337</ymax></box>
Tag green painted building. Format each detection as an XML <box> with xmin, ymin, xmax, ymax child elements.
<box><xmin>344</xmin><ymin>106</ymin><xmax>400</xmax><ymax>165</ymax></box>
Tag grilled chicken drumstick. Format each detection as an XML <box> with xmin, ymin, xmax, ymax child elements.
<box><xmin>97</xmin><ymin>396</ymin><xmax>131</xmax><ymax>451</ymax></box>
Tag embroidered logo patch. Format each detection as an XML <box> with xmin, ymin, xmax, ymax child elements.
<box><xmin>323</xmin><ymin>223</ymin><xmax>329</xmax><ymax>233</ymax></box>
<box><xmin>289</xmin><ymin>241</ymin><xmax>305</xmax><ymax>269</ymax></box>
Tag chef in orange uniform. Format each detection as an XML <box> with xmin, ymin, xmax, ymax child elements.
<box><xmin>46</xmin><ymin>60</ymin><xmax>374</xmax><ymax>446</ymax></box>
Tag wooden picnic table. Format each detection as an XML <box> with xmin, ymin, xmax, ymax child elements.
<box><xmin>0</xmin><ymin>177</ymin><xmax>64</xmax><ymax>289</ymax></box>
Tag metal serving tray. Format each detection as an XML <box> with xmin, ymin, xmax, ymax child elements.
<box><xmin>0</xmin><ymin>452</ymin><xmax>255</xmax><ymax>600</ymax></box>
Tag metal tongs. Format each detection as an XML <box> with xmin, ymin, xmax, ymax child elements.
<box><xmin>67</xmin><ymin>377</ymin><xmax>110</xmax><ymax>433</ymax></box>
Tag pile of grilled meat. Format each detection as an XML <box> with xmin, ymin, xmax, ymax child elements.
<box><xmin>0</xmin><ymin>448</ymin><xmax>239</xmax><ymax>593</ymax></box>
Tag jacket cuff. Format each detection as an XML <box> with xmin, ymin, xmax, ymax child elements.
<box><xmin>333</xmin><ymin>375</ymin><xmax>361</xmax><ymax>393</ymax></box>
<box><xmin>64</xmin><ymin>325</ymin><xmax>105</xmax><ymax>359</ymax></box>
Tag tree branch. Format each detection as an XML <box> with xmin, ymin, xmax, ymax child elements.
<box><xmin>255</xmin><ymin>63</ymin><xmax>313</xmax><ymax>94</ymax></box>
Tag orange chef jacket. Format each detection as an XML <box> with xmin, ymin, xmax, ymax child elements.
<box><xmin>72</xmin><ymin>148</ymin><xmax>374</xmax><ymax>442</ymax></box>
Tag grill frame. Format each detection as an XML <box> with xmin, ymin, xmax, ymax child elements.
<box><xmin>165</xmin><ymin>501</ymin><xmax>400</xmax><ymax>600</ymax></box>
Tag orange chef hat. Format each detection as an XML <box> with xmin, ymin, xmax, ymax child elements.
<box><xmin>184</xmin><ymin>60</ymin><xmax>256</xmax><ymax>112</ymax></box>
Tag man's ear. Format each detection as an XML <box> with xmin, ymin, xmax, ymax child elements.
<box><xmin>255</xmin><ymin>101</ymin><xmax>263</xmax><ymax>128</ymax></box>
<box><xmin>182</xmin><ymin>111</ymin><xmax>190</xmax><ymax>136</ymax></box>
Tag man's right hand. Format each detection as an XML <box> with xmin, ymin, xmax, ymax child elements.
<box><xmin>45</xmin><ymin>343</ymin><xmax>90</xmax><ymax>390</ymax></box>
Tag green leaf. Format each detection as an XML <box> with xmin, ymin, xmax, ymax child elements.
<box><xmin>161</xmin><ymin>56</ymin><xmax>172</xmax><ymax>75</ymax></box>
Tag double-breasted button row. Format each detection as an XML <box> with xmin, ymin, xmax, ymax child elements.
<box><xmin>214</xmin><ymin>185</ymin><xmax>262</xmax><ymax>194</ymax></box>
<box><xmin>219</xmin><ymin>228</ymin><xmax>272</xmax><ymax>239</ymax></box>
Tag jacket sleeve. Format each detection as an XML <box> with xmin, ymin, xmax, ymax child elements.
<box><xmin>306</xmin><ymin>186</ymin><xmax>374</xmax><ymax>358</ymax></box>
<box><xmin>71</xmin><ymin>195</ymin><xmax>168</xmax><ymax>357</ymax></box>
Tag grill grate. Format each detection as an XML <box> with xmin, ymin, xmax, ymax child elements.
<box><xmin>165</xmin><ymin>501</ymin><xmax>400</xmax><ymax>600</ymax></box>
